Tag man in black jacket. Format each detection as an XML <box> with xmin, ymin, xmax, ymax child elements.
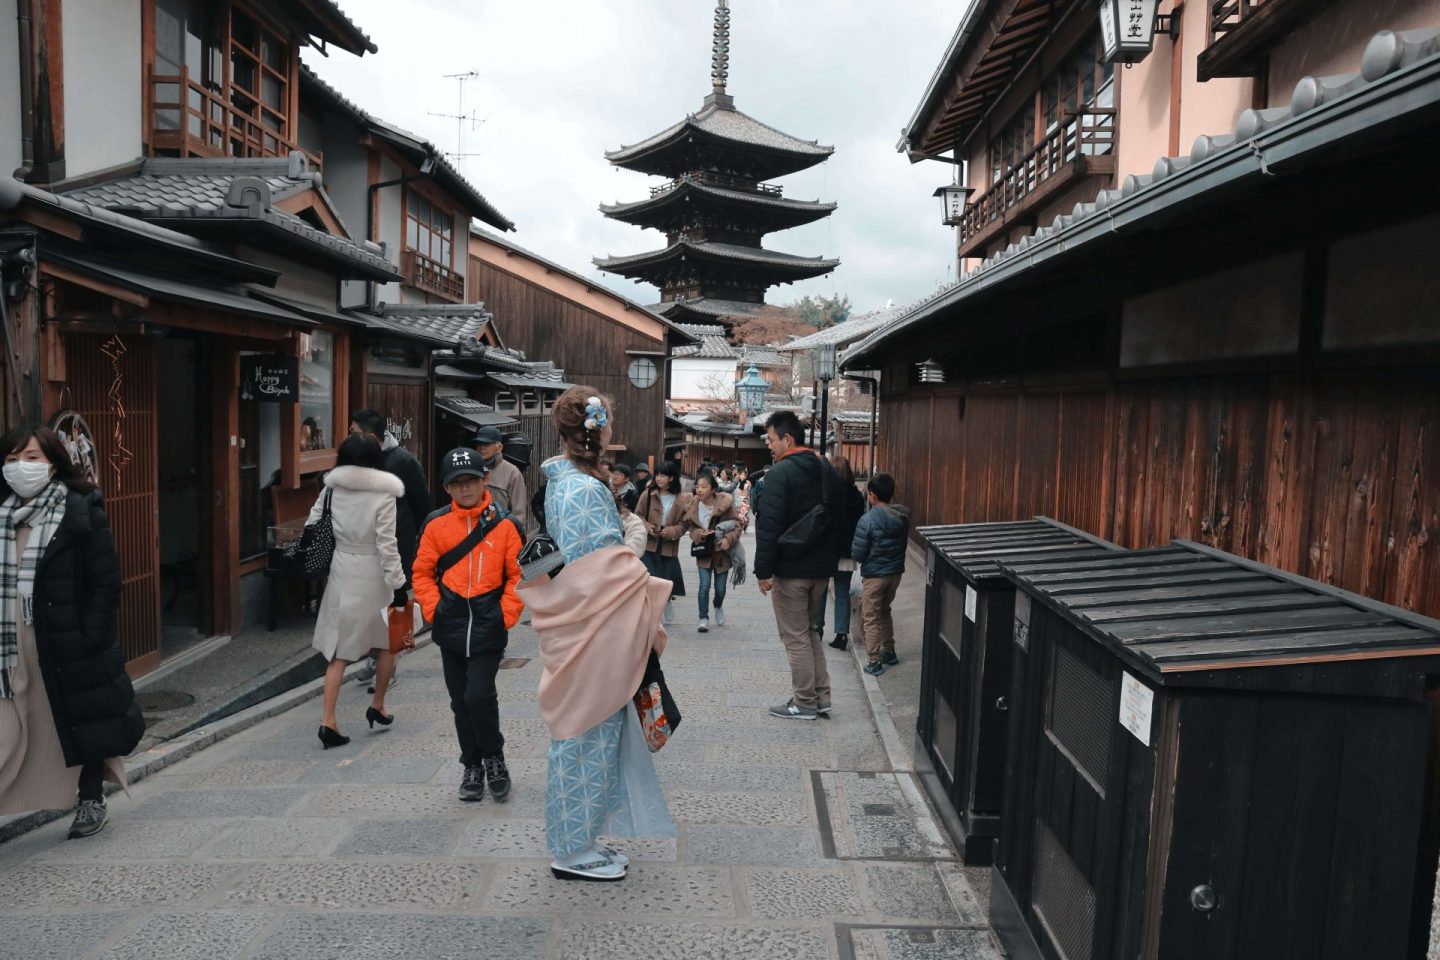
<box><xmin>753</xmin><ymin>411</ymin><xmax>845</xmax><ymax>720</ymax></box>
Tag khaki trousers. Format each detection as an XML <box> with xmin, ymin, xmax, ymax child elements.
<box><xmin>770</xmin><ymin>577</ymin><xmax>831</xmax><ymax>708</ymax></box>
<box><xmin>862</xmin><ymin>575</ymin><xmax>901</xmax><ymax>662</ymax></box>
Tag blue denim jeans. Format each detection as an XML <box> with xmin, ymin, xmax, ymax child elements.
<box><xmin>697</xmin><ymin>565</ymin><xmax>728</xmax><ymax>620</ymax></box>
<box><xmin>813</xmin><ymin>570</ymin><xmax>853</xmax><ymax>635</ymax></box>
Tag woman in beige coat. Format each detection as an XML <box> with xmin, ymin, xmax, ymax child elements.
<box><xmin>636</xmin><ymin>461</ymin><xmax>691</xmax><ymax>624</ymax></box>
<box><xmin>309</xmin><ymin>435</ymin><xmax>407</xmax><ymax>748</ymax></box>
<box><xmin>680</xmin><ymin>472</ymin><xmax>739</xmax><ymax>633</ymax></box>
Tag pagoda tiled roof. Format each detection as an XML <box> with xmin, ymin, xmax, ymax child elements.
<box><xmin>595</xmin><ymin>240</ymin><xmax>838</xmax><ymax>278</ymax></box>
<box><xmin>656</xmin><ymin>299</ymin><xmax>770</xmax><ymax>322</ymax></box>
<box><xmin>600</xmin><ymin>180</ymin><xmax>836</xmax><ymax>229</ymax></box>
<box><xmin>606</xmin><ymin>101</ymin><xmax>833</xmax><ymax>178</ymax></box>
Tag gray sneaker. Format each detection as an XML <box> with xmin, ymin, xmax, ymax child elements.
<box><xmin>68</xmin><ymin>797</ymin><xmax>108</xmax><ymax>839</ymax></box>
<box><xmin>715</xmin><ymin>606</ymin><xmax>725</xmax><ymax>627</ymax></box>
<box><xmin>354</xmin><ymin>657</ymin><xmax>377</xmax><ymax>683</ymax></box>
<box><xmin>459</xmin><ymin>764</ymin><xmax>485</xmax><ymax>802</ymax></box>
<box><xmin>768</xmin><ymin>699</ymin><xmax>819</xmax><ymax>720</ymax></box>
<box><xmin>816</xmin><ymin>699</ymin><xmax>832</xmax><ymax>716</ymax></box>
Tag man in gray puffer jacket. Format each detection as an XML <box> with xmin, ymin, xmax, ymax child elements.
<box><xmin>850</xmin><ymin>473</ymin><xmax>910</xmax><ymax>675</ymax></box>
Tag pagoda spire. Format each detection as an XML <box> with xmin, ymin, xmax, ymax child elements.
<box><xmin>709</xmin><ymin>1</ymin><xmax>732</xmax><ymax>104</ymax></box>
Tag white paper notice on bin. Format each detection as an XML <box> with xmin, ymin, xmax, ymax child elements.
<box><xmin>1119</xmin><ymin>671</ymin><xmax>1154</xmax><ymax>746</ymax></box>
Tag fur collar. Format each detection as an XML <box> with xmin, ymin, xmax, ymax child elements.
<box><xmin>325</xmin><ymin>465</ymin><xmax>405</xmax><ymax>498</ymax></box>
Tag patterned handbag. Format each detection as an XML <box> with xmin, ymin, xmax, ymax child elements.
<box><xmin>633</xmin><ymin>650</ymin><xmax>681</xmax><ymax>753</ymax></box>
<box><xmin>286</xmin><ymin>488</ymin><xmax>335</xmax><ymax>575</ymax></box>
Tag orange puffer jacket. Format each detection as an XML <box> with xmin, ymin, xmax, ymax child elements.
<box><xmin>413</xmin><ymin>492</ymin><xmax>524</xmax><ymax>656</ymax></box>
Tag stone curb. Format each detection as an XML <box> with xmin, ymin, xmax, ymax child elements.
<box><xmin>0</xmin><ymin>633</ymin><xmax>434</xmax><ymax>846</ymax></box>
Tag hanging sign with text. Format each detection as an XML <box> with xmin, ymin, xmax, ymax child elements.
<box><xmin>240</xmin><ymin>356</ymin><xmax>299</xmax><ymax>402</ymax></box>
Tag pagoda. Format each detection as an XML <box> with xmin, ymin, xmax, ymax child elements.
<box><xmin>596</xmin><ymin>1</ymin><xmax>838</xmax><ymax>327</ymax></box>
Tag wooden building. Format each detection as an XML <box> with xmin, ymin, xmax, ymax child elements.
<box><xmin>468</xmin><ymin>228</ymin><xmax>693</xmax><ymax>468</ymax></box>
<box><xmin>851</xmin><ymin>6</ymin><xmax>1440</xmax><ymax>623</ymax></box>
<box><xmin>595</xmin><ymin>0</ymin><xmax>838</xmax><ymax>329</ymax></box>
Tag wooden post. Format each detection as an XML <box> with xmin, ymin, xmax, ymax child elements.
<box><xmin>210</xmin><ymin>342</ymin><xmax>241</xmax><ymax>634</ymax></box>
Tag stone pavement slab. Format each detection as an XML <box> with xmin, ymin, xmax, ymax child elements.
<box><xmin>0</xmin><ymin>530</ymin><xmax>1002</xmax><ymax>959</ymax></box>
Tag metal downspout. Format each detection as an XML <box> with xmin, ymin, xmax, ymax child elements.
<box><xmin>16</xmin><ymin>0</ymin><xmax>33</xmax><ymax>178</ymax></box>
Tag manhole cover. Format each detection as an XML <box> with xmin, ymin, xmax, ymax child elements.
<box><xmin>863</xmin><ymin>803</ymin><xmax>897</xmax><ymax>817</ymax></box>
<box><xmin>136</xmin><ymin>690</ymin><xmax>196</xmax><ymax>712</ymax></box>
<box><xmin>498</xmin><ymin>657</ymin><xmax>531</xmax><ymax>670</ymax></box>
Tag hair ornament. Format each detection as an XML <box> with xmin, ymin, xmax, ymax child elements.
<box><xmin>583</xmin><ymin>396</ymin><xmax>609</xmax><ymax>432</ymax></box>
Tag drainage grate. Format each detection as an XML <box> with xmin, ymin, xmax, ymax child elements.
<box><xmin>136</xmin><ymin>690</ymin><xmax>196</xmax><ymax>712</ymax></box>
<box><xmin>498</xmin><ymin>657</ymin><xmax>531</xmax><ymax>670</ymax></box>
<box><xmin>863</xmin><ymin>803</ymin><xmax>897</xmax><ymax>817</ymax></box>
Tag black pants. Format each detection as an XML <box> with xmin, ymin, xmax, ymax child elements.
<box><xmin>77</xmin><ymin>762</ymin><xmax>104</xmax><ymax>802</ymax></box>
<box><xmin>440</xmin><ymin>647</ymin><xmax>504</xmax><ymax>765</ymax></box>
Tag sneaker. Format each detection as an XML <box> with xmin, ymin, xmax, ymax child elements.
<box><xmin>768</xmin><ymin>699</ymin><xmax>819</xmax><ymax>720</ymax></box>
<box><xmin>68</xmin><ymin>797</ymin><xmax>108</xmax><ymax>839</ymax></box>
<box><xmin>484</xmin><ymin>757</ymin><xmax>511</xmax><ymax>803</ymax></box>
<box><xmin>816</xmin><ymin>699</ymin><xmax>833</xmax><ymax>716</ymax></box>
<box><xmin>353</xmin><ymin>656</ymin><xmax>377</xmax><ymax>683</ymax></box>
<box><xmin>551</xmin><ymin>853</ymin><xmax>627</xmax><ymax>882</ymax></box>
<box><xmin>828</xmin><ymin>633</ymin><xmax>849</xmax><ymax>651</ymax></box>
<box><xmin>367</xmin><ymin>674</ymin><xmax>398</xmax><ymax>696</ymax></box>
<box><xmin>697</xmin><ymin>618</ymin><xmax>709</xmax><ymax>633</ymax></box>
<box><xmin>715</xmin><ymin>607</ymin><xmax>725</xmax><ymax>627</ymax></box>
<box><xmin>663</xmin><ymin>601</ymin><xmax>675</xmax><ymax>625</ymax></box>
<box><xmin>864</xmin><ymin>661</ymin><xmax>886</xmax><ymax>676</ymax></box>
<box><xmin>459</xmin><ymin>764</ymin><xmax>485</xmax><ymax>802</ymax></box>
<box><xmin>883</xmin><ymin>650</ymin><xmax>900</xmax><ymax>666</ymax></box>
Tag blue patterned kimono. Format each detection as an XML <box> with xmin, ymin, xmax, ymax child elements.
<box><xmin>541</xmin><ymin>457</ymin><xmax>675</xmax><ymax>857</ymax></box>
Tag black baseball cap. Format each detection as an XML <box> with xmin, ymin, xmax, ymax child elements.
<box><xmin>472</xmin><ymin>425</ymin><xmax>503</xmax><ymax>446</ymax></box>
<box><xmin>441</xmin><ymin>447</ymin><xmax>488</xmax><ymax>485</ymax></box>
<box><xmin>632</xmin><ymin>462</ymin><xmax>651</xmax><ymax>475</ymax></box>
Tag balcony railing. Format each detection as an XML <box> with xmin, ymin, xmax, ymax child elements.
<box><xmin>1199</xmin><ymin>0</ymin><xmax>1309</xmax><ymax>80</ymax></box>
<box><xmin>403</xmin><ymin>249</ymin><xmax>465</xmax><ymax>302</ymax></box>
<box><xmin>959</xmin><ymin>106</ymin><xmax>1116</xmax><ymax>256</ymax></box>
<box><xmin>148</xmin><ymin>67</ymin><xmax>320</xmax><ymax>167</ymax></box>
<box><xmin>650</xmin><ymin>171</ymin><xmax>784</xmax><ymax>199</ymax></box>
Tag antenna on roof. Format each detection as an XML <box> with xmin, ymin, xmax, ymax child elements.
<box><xmin>429</xmin><ymin>71</ymin><xmax>488</xmax><ymax>160</ymax></box>
<box><xmin>711</xmin><ymin>1</ymin><xmax>730</xmax><ymax>96</ymax></box>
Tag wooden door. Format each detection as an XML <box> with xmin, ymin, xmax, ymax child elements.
<box><xmin>368</xmin><ymin>377</ymin><xmax>431</xmax><ymax>474</ymax></box>
<box><xmin>67</xmin><ymin>332</ymin><xmax>161</xmax><ymax>673</ymax></box>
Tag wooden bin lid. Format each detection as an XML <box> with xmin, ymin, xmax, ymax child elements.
<box><xmin>916</xmin><ymin>517</ymin><xmax>1118</xmax><ymax>582</ymax></box>
<box><xmin>1000</xmin><ymin>540</ymin><xmax>1440</xmax><ymax>685</ymax></box>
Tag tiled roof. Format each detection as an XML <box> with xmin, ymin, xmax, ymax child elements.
<box><xmin>595</xmin><ymin>240</ymin><xmax>839</xmax><ymax>274</ymax></box>
<box><xmin>300</xmin><ymin>66</ymin><xmax>513</xmax><ymax>231</ymax></box>
<box><xmin>656</xmin><ymin>299</ymin><xmax>770</xmax><ymax>321</ymax></box>
<box><xmin>738</xmin><ymin>343</ymin><xmax>788</xmax><ymax>367</ymax></box>
<box><xmin>849</xmin><ymin>26</ymin><xmax>1440</xmax><ymax>368</ymax></box>
<box><xmin>670</xmin><ymin>326</ymin><xmax>789</xmax><ymax>367</ymax></box>
<box><xmin>607</xmin><ymin>101</ymin><xmax>833</xmax><ymax>166</ymax></box>
<box><xmin>488</xmin><ymin>366</ymin><xmax>574</xmax><ymax>391</ymax></box>
<box><xmin>62</xmin><ymin>158</ymin><xmax>398</xmax><ymax>280</ymax></box>
<box><xmin>601</xmin><ymin>180</ymin><xmax>837</xmax><ymax>219</ymax></box>
<box><xmin>296</xmin><ymin>0</ymin><xmax>377</xmax><ymax>56</ymax></box>
<box><xmin>782</xmin><ymin>300</ymin><xmax>921</xmax><ymax>351</ymax></box>
<box><xmin>366</xmin><ymin>302</ymin><xmax>492</xmax><ymax>347</ymax></box>
<box><xmin>434</xmin><ymin>395</ymin><xmax>518</xmax><ymax>429</ymax></box>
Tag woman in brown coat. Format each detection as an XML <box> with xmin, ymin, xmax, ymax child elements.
<box><xmin>680</xmin><ymin>471</ymin><xmax>739</xmax><ymax>634</ymax></box>
<box><xmin>636</xmin><ymin>460</ymin><xmax>692</xmax><ymax>624</ymax></box>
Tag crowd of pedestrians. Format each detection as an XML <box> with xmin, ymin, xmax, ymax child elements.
<box><xmin>0</xmin><ymin>387</ymin><xmax>911</xmax><ymax>884</ymax></box>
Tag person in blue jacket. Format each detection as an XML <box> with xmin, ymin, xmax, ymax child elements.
<box><xmin>850</xmin><ymin>473</ymin><xmax>910</xmax><ymax>676</ymax></box>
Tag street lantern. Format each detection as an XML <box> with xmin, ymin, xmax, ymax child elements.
<box><xmin>1099</xmin><ymin>0</ymin><xmax>1160</xmax><ymax>64</ymax></box>
<box><xmin>918</xmin><ymin>358</ymin><xmax>945</xmax><ymax>384</ymax></box>
<box><xmin>815</xmin><ymin>342</ymin><xmax>838</xmax><ymax>383</ymax></box>
<box><xmin>933</xmin><ymin>184</ymin><xmax>974</xmax><ymax>226</ymax></box>
<box><xmin>736</xmin><ymin>364</ymin><xmax>767</xmax><ymax>416</ymax></box>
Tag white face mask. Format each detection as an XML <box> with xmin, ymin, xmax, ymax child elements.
<box><xmin>3</xmin><ymin>461</ymin><xmax>54</xmax><ymax>498</ymax></box>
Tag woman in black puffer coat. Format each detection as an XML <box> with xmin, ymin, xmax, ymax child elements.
<box><xmin>0</xmin><ymin>426</ymin><xmax>143</xmax><ymax>839</ymax></box>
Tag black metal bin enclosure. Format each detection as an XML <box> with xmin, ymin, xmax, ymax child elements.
<box><xmin>989</xmin><ymin>540</ymin><xmax>1440</xmax><ymax>960</ymax></box>
<box><xmin>915</xmin><ymin>518</ymin><xmax>1118</xmax><ymax>864</ymax></box>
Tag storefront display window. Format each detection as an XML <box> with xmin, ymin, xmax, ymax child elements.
<box><xmin>299</xmin><ymin>331</ymin><xmax>335</xmax><ymax>451</ymax></box>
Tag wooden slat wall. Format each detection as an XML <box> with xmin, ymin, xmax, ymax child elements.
<box><xmin>879</xmin><ymin>367</ymin><xmax>1440</xmax><ymax>619</ymax></box>
<box><xmin>66</xmin><ymin>333</ymin><xmax>160</xmax><ymax>667</ymax></box>
<box><xmin>469</xmin><ymin>259</ymin><xmax>666</xmax><ymax>465</ymax></box>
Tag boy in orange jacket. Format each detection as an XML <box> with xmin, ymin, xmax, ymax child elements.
<box><xmin>413</xmin><ymin>448</ymin><xmax>524</xmax><ymax>803</ymax></box>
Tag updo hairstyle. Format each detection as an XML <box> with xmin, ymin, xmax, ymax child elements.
<box><xmin>552</xmin><ymin>386</ymin><xmax>613</xmax><ymax>482</ymax></box>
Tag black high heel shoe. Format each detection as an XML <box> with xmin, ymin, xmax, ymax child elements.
<box><xmin>366</xmin><ymin>706</ymin><xmax>394</xmax><ymax>729</ymax></box>
<box><xmin>318</xmin><ymin>725</ymin><xmax>350</xmax><ymax>749</ymax></box>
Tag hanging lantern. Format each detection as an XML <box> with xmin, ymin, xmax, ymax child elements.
<box><xmin>917</xmin><ymin>358</ymin><xmax>945</xmax><ymax>384</ymax></box>
<box><xmin>1099</xmin><ymin>0</ymin><xmax>1160</xmax><ymax>64</ymax></box>
<box><xmin>933</xmin><ymin>184</ymin><xmax>975</xmax><ymax>226</ymax></box>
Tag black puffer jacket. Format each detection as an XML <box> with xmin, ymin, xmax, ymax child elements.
<box><xmin>382</xmin><ymin>443</ymin><xmax>430</xmax><ymax>582</ymax></box>
<box><xmin>835</xmin><ymin>483</ymin><xmax>866</xmax><ymax>561</ymax></box>
<box><xmin>753</xmin><ymin>450</ymin><xmax>846</xmax><ymax>581</ymax></box>
<box><xmin>33</xmin><ymin>489</ymin><xmax>145</xmax><ymax>766</ymax></box>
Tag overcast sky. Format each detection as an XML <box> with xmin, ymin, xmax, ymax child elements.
<box><xmin>307</xmin><ymin>1</ymin><xmax>962</xmax><ymax>316</ymax></box>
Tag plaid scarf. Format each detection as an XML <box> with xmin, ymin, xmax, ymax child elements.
<box><xmin>0</xmin><ymin>480</ymin><xmax>68</xmax><ymax>698</ymax></box>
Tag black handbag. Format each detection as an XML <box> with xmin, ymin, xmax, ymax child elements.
<box><xmin>633</xmin><ymin>649</ymin><xmax>681</xmax><ymax>752</ymax></box>
<box><xmin>286</xmin><ymin>488</ymin><xmax>335</xmax><ymax>575</ymax></box>
<box><xmin>690</xmin><ymin>535</ymin><xmax>715</xmax><ymax>559</ymax></box>
<box><xmin>778</xmin><ymin>456</ymin><xmax>834</xmax><ymax>551</ymax></box>
<box><xmin>519</xmin><ymin>531</ymin><xmax>565</xmax><ymax>580</ymax></box>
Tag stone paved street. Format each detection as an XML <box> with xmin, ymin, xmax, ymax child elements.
<box><xmin>0</xmin><ymin>534</ymin><xmax>1001</xmax><ymax>960</ymax></box>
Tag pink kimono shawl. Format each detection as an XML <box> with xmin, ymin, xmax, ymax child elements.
<box><xmin>519</xmin><ymin>544</ymin><xmax>671</xmax><ymax>740</ymax></box>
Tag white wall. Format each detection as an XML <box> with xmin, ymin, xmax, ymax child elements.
<box><xmin>62</xmin><ymin>0</ymin><xmax>143</xmax><ymax>178</ymax></box>
<box><xmin>671</xmin><ymin>357</ymin><xmax>738</xmax><ymax>402</ymax></box>
<box><xmin>0</xmin><ymin>0</ymin><xmax>21</xmax><ymax>177</ymax></box>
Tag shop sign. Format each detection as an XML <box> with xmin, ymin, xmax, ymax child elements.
<box><xmin>240</xmin><ymin>356</ymin><xmax>299</xmax><ymax>402</ymax></box>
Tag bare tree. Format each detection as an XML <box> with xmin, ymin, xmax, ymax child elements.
<box><xmin>695</xmin><ymin>370</ymin><xmax>742</xmax><ymax>424</ymax></box>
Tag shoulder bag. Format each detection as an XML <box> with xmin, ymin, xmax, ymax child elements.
<box><xmin>777</xmin><ymin>455</ymin><xmax>834</xmax><ymax>552</ymax></box>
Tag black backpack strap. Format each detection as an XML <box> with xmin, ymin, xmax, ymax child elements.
<box><xmin>435</xmin><ymin>508</ymin><xmax>504</xmax><ymax>580</ymax></box>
